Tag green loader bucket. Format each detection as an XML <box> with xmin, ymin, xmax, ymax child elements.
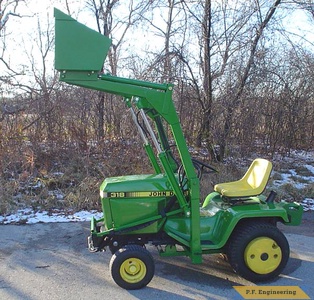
<box><xmin>54</xmin><ymin>8</ymin><xmax>111</xmax><ymax>71</ymax></box>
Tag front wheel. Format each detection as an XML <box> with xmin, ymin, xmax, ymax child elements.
<box><xmin>109</xmin><ymin>245</ymin><xmax>155</xmax><ymax>290</ymax></box>
<box><xmin>227</xmin><ymin>221</ymin><xmax>289</xmax><ymax>282</ymax></box>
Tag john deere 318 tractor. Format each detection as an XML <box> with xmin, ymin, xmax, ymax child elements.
<box><xmin>54</xmin><ymin>9</ymin><xmax>303</xmax><ymax>290</ymax></box>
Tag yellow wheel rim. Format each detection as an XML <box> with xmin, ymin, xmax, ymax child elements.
<box><xmin>120</xmin><ymin>258</ymin><xmax>146</xmax><ymax>283</ymax></box>
<box><xmin>244</xmin><ymin>237</ymin><xmax>282</xmax><ymax>274</ymax></box>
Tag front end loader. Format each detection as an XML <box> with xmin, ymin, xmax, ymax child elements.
<box><xmin>54</xmin><ymin>9</ymin><xmax>303</xmax><ymax>290</ymax></box>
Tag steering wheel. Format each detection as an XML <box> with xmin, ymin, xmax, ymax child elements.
<box><xmin>191</xmin><ymin>158</ymin><xmax>218</xmax><ymax>175</ymax></box>
<box><xmin>178</xmin><ymin>158</ymin><xmax>218</xmax><ymax>189</ymax></box>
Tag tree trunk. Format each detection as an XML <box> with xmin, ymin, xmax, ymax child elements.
<box><xmin>219</xmin><ymin>0</ymin><xmax>282</xmax><ymax>160</ymax></box>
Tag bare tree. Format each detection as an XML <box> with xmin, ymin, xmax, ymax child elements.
<box><xmin>157</xmin><ymin>0</ymin><xmax>288</xmax><ymax>161</ymax></box>
<box><xmin>86</xmin><ymin>0</ymin><xmax>153</xmax><ymax>141</ymax></box>
<box><xmin>217</xmin><ymin>0</ymin><xmax>282</xmax><ymax>160</ymax></box>
<box><xmin>0</xmin><ymin>0</ymin><xmax>24</xmax><ymax>81</ymax></box>
<box><xmin>292</xmin><ymin>0</ymin><xmax>314</xmax><ymax>18</ymax></box>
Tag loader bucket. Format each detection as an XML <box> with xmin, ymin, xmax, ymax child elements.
<box><xmin>54</xmin><ymin>8</ymin><xmax>111</xmax><ymax>71</ymax></box>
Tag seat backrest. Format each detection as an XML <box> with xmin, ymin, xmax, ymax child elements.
<box><xmin>243</xmin><ymin>158</ymin><xmax>272</xmax><ymax>191</ymax></box>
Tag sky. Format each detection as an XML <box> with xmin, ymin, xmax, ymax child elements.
<box><xmin>3</xmin><ymin>0</ymin><xmax>314</xmax><ymax>62</ymax></box>
<box><xmin>1</xmin><ymin>0</ymin><xmax>94</xmax><ymax>91</ymax></box>
<box><xmin>1</xmin><ymin>0</ymin><xmax>155</xmax><ymax>91</ymax></box>
<box><xmin>1</xmin><ymin>0</ymin><xmax>313</xmax><ymax>94</ymax></box>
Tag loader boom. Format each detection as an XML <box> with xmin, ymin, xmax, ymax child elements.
<box><xmin>54</xmin><ymin>8</ymin><xmax>202</xmax><ymax>262</ymax></box>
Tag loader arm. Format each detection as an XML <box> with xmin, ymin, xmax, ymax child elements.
<box><xmin>54</xmin><ymin>8</ymin><xmax>202</xmax><ymax>262</ymax></box>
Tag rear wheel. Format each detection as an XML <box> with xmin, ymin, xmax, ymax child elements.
<box><xmin>227</xmin><ymin>221</ymin><xmax>289</xmax><ymax>282</ymax></box>
<box><xmin>109</xmin><ymin>245</ymin><xmax>155</xmax><ymax>290</ymax></box>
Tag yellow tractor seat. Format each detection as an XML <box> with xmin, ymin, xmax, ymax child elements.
<box><xmin>214</xmin><ymin>158</ymin><xmax>272</xmax><ymax>198</ymax></box>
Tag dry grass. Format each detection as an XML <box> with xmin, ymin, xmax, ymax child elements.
<box><xmin>1</xmin><ymin>140</ymin><xmax>312</xmax><ymax>216</ymax></box>
<box><xmin>0</xmin><ymin>139</ymin><xmax>151</xmax><ymax>215</ymax></box>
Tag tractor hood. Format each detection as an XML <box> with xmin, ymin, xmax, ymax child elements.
<box><xmin>100</xmin><ymin>174</ymin><xmax>174</xmax><ymax>198</ymax></box>
<box><xmin>99</xmin><ymin>174</ymin><xmax>177</xmax><ymax>233</ymax></box>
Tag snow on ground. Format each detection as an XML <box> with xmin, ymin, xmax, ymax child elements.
<box><xmin>0</xmin><ymin>209</ymin><xmax>103</xmax><ymax>225</ymax></box>
<box><xmin>273</xmin><ymin>165</ymin><xmax>314</xmax><ymax>189</ymax></box>
<box><xmin>1</xmin><ymin>150</ymin><xmax>313</xmax><ymax>224</ymax></box>
<box><xmin>302</xmin><ymin>199</ymin><xmax>314</xmax><ymax>212</ymax></box>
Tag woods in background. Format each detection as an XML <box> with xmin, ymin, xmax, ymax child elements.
<box><xmin>0</xmin><ymin>0</ymin><xmax>313</xmax><ymax>180</ymax></box>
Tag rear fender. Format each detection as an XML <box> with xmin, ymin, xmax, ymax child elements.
<box><xmin>281</xmin><ymin>202</ymin><xmax>303</xmax><ymax>226</ymax></box>
<box><xmin>216</xmin><ymin>202</ymin><xmax>303</xmax><ymax>250</ymax></box>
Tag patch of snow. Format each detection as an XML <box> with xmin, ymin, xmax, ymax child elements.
<box><xmin>294</xmin><ymin>182</ymin><xmax>308</xmax><ymax>189</ymax></box>
<box><xmin>31</xmin><ymin>180</ymin><xmax>44</xmax><ymax>189</ymax></box>
<box><xmin>273</xmin><ymin>166</ymin><xmax>314</xmax><ymax>189</ymax></box>
<box><xmin>52</xmin><ymin>172</ymin><xmax>65</xmax><ymax>176</ymax></box>
<box><xmin>48</xmin><ymin>190</ymin><xmax>64</xmax><ymax>200</ymax></box>
<box><xmin>0</xmin><ymin>209</ymin><xmax>103</xmax><ymax>225</ymax></box>
<box><xmin>290</xmin><ymin>150</ymin><xmax>314</xmax><ymax>160</ymax></box>
<box><xmin>305</xmin><ymin>164</ymin><xmax>314</xmax><ymax>176</ymax></box>
<box><xmin>301</xmin><ymin>199</ymin><xmax>314</xmax><ymax>212</ymax></box>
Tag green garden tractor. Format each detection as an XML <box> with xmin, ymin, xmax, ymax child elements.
<box><xmin>54</xmin><ymin>9</ymin><xmax>303</xmax><ymax>290</ymax></box>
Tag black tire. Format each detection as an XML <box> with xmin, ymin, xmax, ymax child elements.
<box><xmin>109</xmin><ymin>245</ymin><xmax>155</xmax><ymax>290</ymax></box>
<box><xmin>227</xmin><ymin>221</ymin><xmax>289</xmax><ymax>282</ymax></box>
